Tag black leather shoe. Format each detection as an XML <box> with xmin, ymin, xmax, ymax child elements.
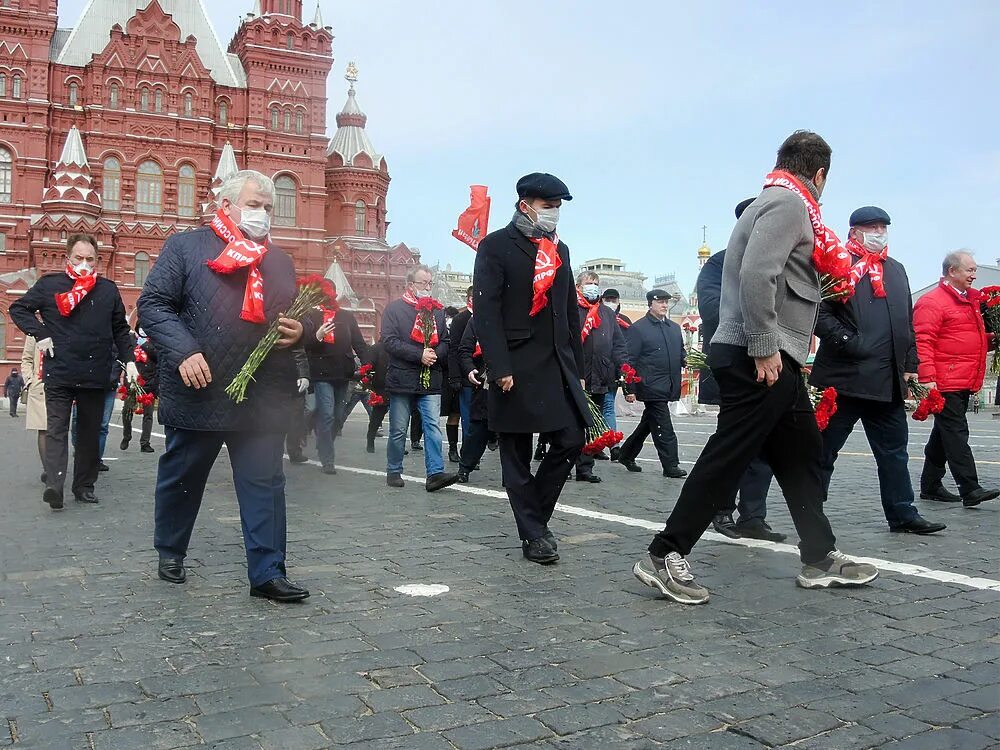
<box><xmin>74</xmin><ymin>491</ymin><xmax>100</xmax><ymax>504</ymax></box>
<box><xmin>97</xmin><ymin>462</ymin><xmax>110</xmax><ymax>472</ymax></box>
<box><xmin>735</xmin><ymin>521</ymin><xmax>787</xmax><ymax>543</ymax></box>
<box><xmin>321</xmin><ymin>464</ymin><xmax>337</xmax><ymax>475</ymax></box>
<box><xmin>426</xmin><ymin>473</ymin><xmax>459</xmax><ymax>492</ymax></box>
<box><xmin>250</xmin><ymin>577</ymin><xmax>310</xmax><ymax>602</ymax></box>
<box><xmin>157</xmin><ymin>557</ymin><xmax>186</xmax><ymax>584</ymax></box>
<box><xmin>920</xmin><ymin>486</ymin><xmax>962</xmax><ymax>502</ymax></box>
<box><xmin>593</xmin><ymin>451</ymin><xmax>610</xmax><ymax>461</ymax></box>
<box><xmin>891</xmin><ymin>517</ymin><xmax>947</xmax><ymax>534</ymax></box>
<box><xmin>542</xmin><ymin>529</ymin><xmax>558</xmax><ymax>552</ymax></box>
<box><xmin>963</xmin><ymin>487</ymin><xmax>1000</xmax><ymax>507</ymax></box>
<box><xmin>712</xmin><ymin>512</ymin><xmax>741</xmax><ymax>539</ymax></box>
<box><xmin>610</xmin><ymin>447</ymin><xmax>621</xmax><ymax>462</ymax></box>
<box><xmin>522</xmin><ymin>537</ymin><xmax>559</xmax><ymax>564</ymax></box>
<box><xmin>120</xmin><ymin>438</ymin><xmax>130</xmax><ymax>451</ymax></box>
<box><xmin>387</xmin><ymin>473</ymin><xmax>404</xmax><ymax>488</ymax></box>
<box><xmin>448</xmin><ymin>449</ymin><xmax>460</xmax><ymax>463</ymax></box>
<box><xmin>287</xmin><ymin>452</ymin><xmax>308</xmax><ymax>464</ymax></box>
<box><xmin>140</xmin><ymin>444</ymin><xmax>155</xmax><ymax>454</ymax></box>
<box><xmin>663</xmin><ymin>466</ymin><xmax>688</xmax><ymax>478</ymax></box>
<box><xmin>43</xmin><ymin>487</ymin><xmax>63</xmax><ymax>510</ymax></box>
<box><xmin>411</xmin><ymin>442</ymin><xmax>423</xmax><ymax>452</ymax></box>
<box><xmin>457</xmin><ymin>470</ymin><xmax>470</xmax><ymax>483</ymax></box>
<box><xmin>620</xmin><ymin>459</ymin><xmax>642</xmax><ymax>473</ymax></box>
<box><xmin>575</xmin><ymin>473</ymin><xmax>602</xmax><ymax>483</ymax></box>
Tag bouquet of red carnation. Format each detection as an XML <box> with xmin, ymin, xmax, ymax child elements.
<box><xmin>618</xmin><ymin>363</ymin><xmax>642</xmax><ymax>388</ymax></box>
<box><xmin>980</xmin><ymin>286</ymin><xmax>1000</xmax><ymax>376</ymax></box>
<box><xmin>814</xmin><ymin>245</ymin><xmax>853</xmax><ymax>302</ymax></box>
<box><xmin>117</xmin><ymin>364</ymin><xmax>153</xmax><ymax>421</ymax></box>
<box><xmin>367</xmin><ymin>392</ymin><xmax>386</xmax><ymax>408</ymax></box>
<box><xmin>358</xmin><ymin>362</ymin><xmax>374</xmax><ymax>387</ymax></box>
<box><xmin>415</xmin><ymin>296</ymin><xmax>443</xmax><ymax>389</ymax></box>
<box><xmin>225</xmin><ymin>275</ymin><xmax>337</xmax><ymax>404</ymax></box>
<box><xmin>685</xmin><ymin>348</ymin><xmax>707</xmax><ymax>370</ymax></box>
<box><xmin>805</xmin><ymin>381</ymin><xmax>838</xmax><ymax>431</ymax></box>
<box><xmin>909</xmin><ymin>381</ymin><xmax>946</xmax><ymax>421</ymax></box>
<box><xmin>582</xmin><ymin>398</ymin><xmax>625</xmax><ymax>456</ymax></box>
<box><xmin>357</xmin><ymin>362</ymin><xmax>386</xmax><ymax>407</ymax></box>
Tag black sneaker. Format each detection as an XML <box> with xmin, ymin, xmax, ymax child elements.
<box><xmin>457</xmin><ymin>470</ymin><xmax>470</xmax><ymax>483</ymax></box>
<box><xmin>712</xmin><ymin>512</ymin><xmax>740</xmax><ymax>539</ymax></box>
<box><xmin>140</xmin><ymin>444</ymin><xmax>155</xmax><ymax>454</ymax></box>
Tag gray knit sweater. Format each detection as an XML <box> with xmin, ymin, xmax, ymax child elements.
<box><xmin>712</xmin><ymin>184</ymin><xmax>822</xmax><ymax>366</ymax></box>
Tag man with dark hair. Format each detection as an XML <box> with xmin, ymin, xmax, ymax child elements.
<box><xmin>812</xmin><ymin>207</ymin><xmax>945</xmax><ymax>534</ymax></box>
<box><xmin>474</xmin><ymin>172</ymin><xmax>589</xmax><ymax>564</ymax></box>
<box><xmin>4</xmin><ymin>367</ymin><xmax>24</xmax><ymax>417</ymax></box>
<box><xmin>455</xmin><ymin>316</ymin><xmax>491</xmax><ymax>483</ymax></box>
<box><xmin>448</xmin><ymin>286</ymin><xmax>475</xmax><ymax>454</ymax></box>
<box><xmin>632</xmin><ymin>131</ymin><xmax>878</xmax><ymax>604</ymax></box>
<box><xmin>600</xmin><ymin>287</ymin><xmax>632</xmax><ymax>459</ymax></box>
<box><xmin>10</xmin><ymin>233</ymin><xmax>136</xmax><ymax>509</ymax></box>
<box><xmin>616</xmin><ymin>289</ymin><xmax>685</xmax><ymax>478</ymax></box>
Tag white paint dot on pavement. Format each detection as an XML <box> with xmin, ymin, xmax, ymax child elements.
<box><xmin>394</xmin><ymin>583</ymin><xmax>449</xmax><ymax>597</ymax></box>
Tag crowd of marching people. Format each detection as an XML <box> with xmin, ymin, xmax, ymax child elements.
<box><xmin>6</xmin><ymin>130</ymin><xmax>999</xmax><ymax>604</ymax></box>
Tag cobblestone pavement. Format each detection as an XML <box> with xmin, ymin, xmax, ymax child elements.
<box><xmin>1</xmin><ymin>406</ymin><xmax>998</xmax><ymax>749</ymax></box>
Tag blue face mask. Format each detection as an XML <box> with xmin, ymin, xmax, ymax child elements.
<box><xmin>581</xmin><ymin>284</ymin><xmax>600</xmax><ymax>302</ymax></box>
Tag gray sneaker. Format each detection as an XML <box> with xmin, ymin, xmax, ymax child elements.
<box><xmin>632</xmin><ymin>552</ymin><xmax>710</xmax><ymax>605</ymax></box>
<box><xmin>797</xmin><ymin>550</ymin><xmax>879</xmax><ymax>589</ymax></box>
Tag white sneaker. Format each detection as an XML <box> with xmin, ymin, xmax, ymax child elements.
<box><xmin>633</xmin><ymin>552</ymin><xmax>710</xmax><ymax>605</ymax></box>
<box><xmin>797</xmin><ymin>550</ymin><xmax>879</xmax><ymax>589</ymax></box>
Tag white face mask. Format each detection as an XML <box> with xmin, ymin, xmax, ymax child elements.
<box><xmin>71</xmin><ymin>261</ymin><xmax>94</xmax><ymax>276</ymax></box>
<box><xmin>414</xmin><ymin>289</ymin><xmax>432</xmax><ymax>299</ymax></box>
<box><xmin>236</xmin><ymin>206</ymin><xmax>271</xmax><ymax>240</ymax></box>
<box><xmin>524</xmin><ymin>202</ymin><xmax>560</xmax><ymax>233</ymax></box>
<box><xmin>581</xmin><ymin>284</ymin><xmax>600</xmax><ymax>302</ymax></box>
<box><xmin>603</xmin><ymin>301</ymin><xmax>617</xmax><ymax>310</ymax></box>
<box><xmin>861</xmin><ymin>231</ymin><xmax>888</xmax><ymax>252</ymax></box>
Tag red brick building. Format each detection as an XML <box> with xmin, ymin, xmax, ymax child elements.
<box><xmin>0</xmin><ymin>0</ymin><xmax>419</xmax><ymax>363</ymax></box>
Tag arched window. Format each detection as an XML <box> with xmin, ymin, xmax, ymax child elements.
<box><xmin>270</xmin><ymin>107</ymin><xmax>279</xmax><ymax>130</ymax></box>
<box><xmin>183</xmin><ymin>92</ymin><xmax>193</xmax><ymax>117</ymax></box>
<box><xmin>109</xmin><ymin>83</ymin><xmax>119</xmax><ymax>109</ymax></box>
<box><xmin>177</xmin><ymin>164</ymin><xmax>196</xmax><ymax>217</ymax></box>
<box><xmin>295</xmin><ymin>111</ymin><xmax>304</xmax><ymax>134</ymax></box>
<box><xmin>12</xmin><ymin>75</ymin><xmax>21</xmax><ymax>99</ymax></box>
<box><xmin>68</xmin><ymin>82</ymin><xmax>78</xmax><ymax>106</ymax></box>
<box><xmin>134</xmin><ymin>251</ymin><xmax>150</xmax><ymax>287</ymax></box>
<box><xmin>102</xmin><ymin>157</ymin><xmax>121</xmax><ymax>211</ymax></box>
<box><xmin>274</xmin><ymin>175</ymin><xmax>296</xmax><ymax>226</ymax></box>
<box><xmin>286</xmin><ymin>33</ymin><xmax>294</xmax><ymax>49</ymax></box>
<box><xmin>0</xmin><ymin>74</ymin><xmax>6</xmax><ymax>97</ymax></box>
<box><xmin>283</xmin><ymin>110</ymin><xmax>291</xmax><ymax>131</ymax></box>
<box><xmin>139</xmin><ymin>87</ymin><xmax>149</xmax><ymax>112</ymax></box>
<box><xmin>154</xmin><ymin>89</ymin><xmax>162</xmax><ymax>113</ymax></box>
<box><xmin>0</xmin><ymin>147</ymin><xmax>11</xmax><ymax>203</ymax></box>
<box><xmin>136</xmin><ymin>160</ymin><xmax>163</xmax><ymax>214</ymax></box>
<box><xmin>218</xmin><ymin>100</ymin><xmax>228</xmax><ymax>125</ymax></box>
<box><xmin>354</xmin><ymin>200</ymin><xmax>366</xmax><ymax>234</ymax></box>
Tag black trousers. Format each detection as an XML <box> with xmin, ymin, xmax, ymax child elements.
<box><xmin>921</xmin><ymin>390</ymin><xmax>982</xmax><ymax>496</ymax></box>
<box><xmin>122</xmin><ymin>404</ymin><xmax>154</xmax><ymax>447</ymax></box>
<box><xmin>718</xmin><ymin>455</ymin><xmax>773</xmax><ymax>524</ymax></box>
<box><xmin>44</xmin><ymin>385</ymin><xmax>105</xmax><ymax>497</ymax></box>
<box><xmin>367</xmin><ymin>402</ymin><xmax>389</xmax><ymax>443</ymax></box>
<box><xmin>618</xmin><ymin>400</ymin><xmax>679</xmax><ymax>470</ymax></box>
<box><xmin>9</xmin><ymin>394</ymin><xmax>19</xmax><ymax>416</ymax></box>
<box><xmin>459</xmin><ymin>419</ymin><xmax>490</xmax><ymax>473</ymax></box>
<box><xmin>575</xmin><ymin>392</ymin><xmax>606</xmax><ymax>477</ymax></box>
<box><xmin>499</xmin><ymin>423</ymin><xmax>584</xmax><ymax>541</ymax></box>
<box><xmin>648</xmin><ymin>347</ymin><xmax>836</xmax><ymax>564</ymax></box>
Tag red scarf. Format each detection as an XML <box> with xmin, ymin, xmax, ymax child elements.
<box><xmin>402</xmin><ymin>291</ymin><xmax>440</xmax><ymax>346</ymax></box>
<box><xmin>55</xmin><ymin>263</ymin><xmax>98</xmax><ymax>316</ymax></box>
<box><xmin>133</xmin><ymin>345</ymin><xmax>149</xmax><ymax>363</ymax></box>
<box><xmin>529</xmin><ymin>236</ymin><xmax>562</xmax><ymax>316</ymax></box>
<box><xmin>473</xmin><ymin>342</ymin><xmax>482</xmax><ymax>358</ymax></box>
<box><xmin>763</xmin><ymin>170</ymin><xmax>850</xmax><ymax>279</ymax></box>
<box><xmin>617</xmin><ymin>315</ymin><xmax>631</xmax><ymax>329</ymax></box>
<box><xmin>320</xmin><ymin>303</ymin><xmax>339</xmax><ymax>343</ymax></box>
<box><xmin>845</xmin><ymin>237</ymin><xmax>888</xmax><ymax>298</ymax></box>
<box><xmin>206</xmin><ymin>209</ymin><xmax>270</xmax><ymax>323</ymax></box>
<box><xmin>576</xmin><ymin>289</ymin><xmax>602</xmax><ymax>342</ymax></box>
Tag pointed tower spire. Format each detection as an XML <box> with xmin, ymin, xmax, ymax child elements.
<box><xmin>252</xmin><ymin>0</ymin><xmax>262</xmax><ymax>16</ymax></box>
<box><xmin>41</xmin><ymin>126</ymin><xmax>101</xmax><ymax>217</ymax></box>
<box><xmin>202</xmin><ymin>142</ymin><xmax>241</xmax><ymax>215</ymax></box>
<box><xmin>328</xmin><ymin>63</ymin><xmax>384</xmax><ymax>168</ymax></box>
<box><xmin>311</xmin><ymin>1</ymin><xmax>324</xmax><ymax>27</ymax></box>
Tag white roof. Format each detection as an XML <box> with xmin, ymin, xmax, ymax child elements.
<box><xmin>324</xmin><ymin>259</ymin><xmax>359</xmax><ymax>306</ymax></box>
<box><xmin>57</xmin><ymin>126</ymin><xmax>89</xmax><ymax>168</ymax></box>
<box><xmin>212</xmin><ymin>141</ymin><xmax>240</xmax><ymax>184</ymax></box>
<box><xmin>327</xmin><ymin>87</ymin><xmax>384</xmax><ymax>169</ymax></box>
<box><xmin>56</xmin><ymin>0</ymin><xmax>246</xmax><ymax>88</ymax></box>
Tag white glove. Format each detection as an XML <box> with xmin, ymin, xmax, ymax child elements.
<box><xmin>297</xmin><ymin>378</ymin><xmax>309</xmax><ymax>394</ymax></box>
<box><xmin>37</xmin><ymin>338</ymin><xmax>54</xmax><ymax>357</ymax></box>
<box><xmin>126</xmin><ymin>361</ymin><xmax>140</xmax><ymax>384</ymax></box>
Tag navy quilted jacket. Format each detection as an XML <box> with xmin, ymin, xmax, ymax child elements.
<box><xmin>137</xmin><ymin>226</ymin><xmax>313</xmax><ymax>432</ymax></box>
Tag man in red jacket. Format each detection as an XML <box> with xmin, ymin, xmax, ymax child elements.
<box><xmin>913</xmin><ymin>251</ymin><xmax>998</xmax><ymax>507</ymax></box>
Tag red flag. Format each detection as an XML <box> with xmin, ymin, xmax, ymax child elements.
<box><xmin>452</xmin><ymin>185</ymin><xmax>491</xmax><ymax>251</ymax></box>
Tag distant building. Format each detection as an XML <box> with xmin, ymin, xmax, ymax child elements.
<box><xmin>651</xmin><ymin>273</ymin><xmax>694</xmax><ymax>321</ymax></box>
<box><xmin>436</xmin><ymin>263</ymin><xmax>472</xmax><ymax>304</ymax></box>
<box><xmin>577</xmin><ymin>257</ymin><xmax>647</xmax><ymax>322</ymax></box>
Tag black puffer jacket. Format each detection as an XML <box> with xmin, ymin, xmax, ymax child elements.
<box><xmin>580</xmin><ymin>303</ymin><xmax>629</xmax><ymax>394</ymax></box>
<box><xmin>381</xmin><ymin>297</ymin><xmax>448</xmax><ymax>395</ymax></box>
<box><xmin>627</xmin><ymin>312</ymin><xmax>685</xmax><ymax>402</ymax></box>
<box><xmin>305</xmin><ymin>307</ymin><xmax>368</xmax><ymax>382</ymax></box>
<box><xmin>137</xmin><ymin>226</ymin><xmax>315</xmax><ymax>432</ymax></box>
<box><xmin>9</xmin><ymin>273</ymin><xmax>133</xmax><ymax>389</ymax></box>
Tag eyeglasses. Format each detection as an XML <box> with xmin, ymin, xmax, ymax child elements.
<box><xmin>411</xmin><ymin>280</ymin><xmax>433</xmax><ymax>289</ymax></box>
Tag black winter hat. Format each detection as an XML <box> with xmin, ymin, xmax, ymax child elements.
<box><xmin>516</xmin><ymin>173</ymin><xmax>573</xmax><ymax>201</ymax></box>
<box><xmin>849</xmin><ymin>206</ymin><xmax>891</xmax><ymax>227</ymax></box>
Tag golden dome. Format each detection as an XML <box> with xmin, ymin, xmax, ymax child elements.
<box><xmin>697</xmin><ymin>243</ymin><xmax>712</xmax><ymax>258</ymax></box>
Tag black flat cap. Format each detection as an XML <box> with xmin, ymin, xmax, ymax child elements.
<box><xmin>735</xmin><ymin>197</ymin><xmax>755</xmax><ymax>219</ymax></box>
<box><xmin>849</xmin><ymin>206</ymin><xmax>891</xmax><ymax>227</ymax></box>
<box><xmin>602</xmin><ymin>288</ymin><xmax>621</xmax><ymax>300</ymax></box>
<box><xmin>516</xmin><ymin>172</ymin><xmax>573</xmax><ymax>201</ymax></box>
<box><xmin>646</xmin><ymin>289</ymin><xmax>673</xmax><ymax>304</ymax></box>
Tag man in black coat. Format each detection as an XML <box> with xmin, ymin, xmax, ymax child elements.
<box><xmin>381</xmin><ymin>264</ymin><xmax>459</xmax><ymax>492</ymax></box>
<box><xmin>574</xmin><ymin>271</ymin><xmax>629</xmax><ymax>483</ymax></box>
<box><xmin>306</xmin><ymin>286</ymin><xmax>368</xmax><ymax>474</ymax></box>
<box><xmin>10</xmin><ymin>233</ymin><xmax>135</xmax><ymax>509</ymax></box>
<box><xmin>455</xmin><ymin>317</ymin><xmax>491</xmax><ymax>483</ymax></box>
<box><xmin>4</xmin><ymin>367</ymin><xmax>24</xmax><ymax>417</ymax></box>
<box><xmin>448</xmin><ymin>287</ymin><xmax>475</xmax><ymax>458</ymax></box>
<box><xmin>617</xmin><ymin>290</ymin><xmax>687</xmax><ymax>478</ymax></box>
<box><xmin>473</xmin><ymin>172</ymin><xmax>590</xmax><ymax>564</ymax></box>
<box><xmin>137</xmin><ymin>170</ymin><xmax>313</xmax><ymax>602</ymax></box>
<box><xmin>810</xmin><ymin>206</ymin><xmax>945</xmax><ymax>535</ymax></box>
<box><xmin>121</xmin><ymin>328</ymin><xmax>159</xmax><ymax>453</ymax></box>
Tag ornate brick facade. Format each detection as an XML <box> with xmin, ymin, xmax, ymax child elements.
<box><xmin>0</xmin><ymin>0</ymin><xmax>418</xmax><ymax>364</ymax></box>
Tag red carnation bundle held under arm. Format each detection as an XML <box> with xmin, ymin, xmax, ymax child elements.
<box><xmin>803</xmin><ymin>374</ymin><xmax>838</xmax><ymax>431</ymax></box>
<box><xmin>909</xmin><ymin>381</ymin><xmax>946</xmax><ymax>422</ymax></box>
<box><xmin>582</xmin><ymin>398</ymin><xmax>624</xmax><ymax>455</ymax></box>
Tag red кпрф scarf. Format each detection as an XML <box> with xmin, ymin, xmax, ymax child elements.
<box><xmin>55</xmin><ymin>263</ymin><xmax>97</xmax><ymax>316</ymax></box>
<box><xmin>206</xmin><ymin>209</ymin><xmax>270</xmax><ymax>323</ymax></box>
<box><xmin>402</xmin><ymin>290</ymin><xmax>441</xmax><ymax>346</ymax></box>
<box><xmin>845</xmin><ymin>236</ymin><xmax>888</xmax><ymax>298</ymax></box>
<box><xmin>576</xmin><ymin>289</ymin><xmax>602</xmax><ymax>342</ymax></box>
<box><xmin>529</xmin><ymin>236</ymin><xmax>562</xmax><ymax>316</ymax></box>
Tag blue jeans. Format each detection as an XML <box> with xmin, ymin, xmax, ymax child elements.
<box><xmin>154</xmin><ymin>428</ymin><xmax>287</xmax><ymax>586</ymax></box>
<box><xmin>387</xmin><ymin>394</ymin><xmax>443</xmax><ymax>476</ymax></box>
<box><xmin>71</xmin><ymin>389</ymin><xmax>116</xmax><ymax>459</ymax></box>
<box><xmin>602</xmin><ymin>389</ymin><xmax>617</xmax><ymax>430</ymax></box>
<box><xmin>819</xmin><ymin>394</ymin><xmax>918</xmax><ymax>528</ymax></box>
<box><xmin>313</xmin><ymin>381</ymin><xmax>348</xmax><ymax>466</ymax></box>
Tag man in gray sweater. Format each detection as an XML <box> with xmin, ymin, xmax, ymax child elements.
<box><xmin>632</xmin><ymin>131</ymin><xmax>879</xmax><ymax>604</ymax></box>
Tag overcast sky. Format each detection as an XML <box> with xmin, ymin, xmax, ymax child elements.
<box><xmin>57</xmin><ymin>0</ymin><xmax>999</xmax><ymax>294</ymax></box>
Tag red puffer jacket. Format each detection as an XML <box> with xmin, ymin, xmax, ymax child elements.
<box><xmin>913</xmin><ymin>281</ymin><xmax>988</xmax><ymax>392</ymax></box>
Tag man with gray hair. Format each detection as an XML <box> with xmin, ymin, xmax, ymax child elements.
<box><xmin>138</xmin><ymin>169</ymin><xmax>314</xmax><ymax>602</ymax></box>
<box><xmin>913</xmin><ymin>250</ymin><xmax>998</xmax><ymax>507</ymax></box>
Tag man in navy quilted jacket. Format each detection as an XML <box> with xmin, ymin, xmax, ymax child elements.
<box><xmin>138</xmin><ymin>170</ymin><xmax>314</xmax><ymax>603</ymax></box>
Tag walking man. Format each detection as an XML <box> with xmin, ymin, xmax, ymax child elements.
<box><xmin>381</xmin><ymin>264</ymin><xmax>459</xmax><ymax>492</ymax></box>
<box><xmin>455</xmin><ymin>316</ymin><xmax>490</xmax><ymax>483</ymax></box>
<box><xmin>10</xmin><ymin>233</ymin><xmax>136</xmax><ymax>509</ymax></box>
<box><xmin>121</xmin><ymin>329</ymin><xmax>158</xmax><ymax>453</ymax></box>
<box><xmin>616</xmin><ymin>290</ymin><xmax>687</xmax><ymax>478</ymax></box>
<box><xmin>449</xmin><ymin>286</ymin><xmax>475</xmax><ymax>456</ymax></box>
<box><xmin>631</xmin><ymin>131</ymin><xmax>878</xmax><ymax>604</ymax></box>
<box><xmin>811</xmin><ymin>206</ymin><xmax>945</xmax><ymax>534</ymax></box>
<box><xmin>138</xmin><ymin>170</ymin><xmax>312</xmax><ymax>602</ymax></box>
<box><xmin>473</xmin><ymin>172</ymin><xmax>590</xmax><ymax>564</ymax></box>
<box><xmin>4</xmin><ymin>367</ymin><xmax>24</xmax><ymax>417</ymax></box>
<box><xmin>914</xmin><ymin>251</ymin><xmax>999</xmax><ymax>507</ymax></box>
